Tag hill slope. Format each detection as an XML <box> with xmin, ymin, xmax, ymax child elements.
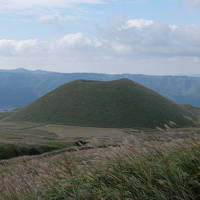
<box><xmin>9</xmin><ymin>79</ymin><xmax>194</xmax><ymax>128</ymax></box>
<box><xmin>1</xmin><ymin>69</ymin><xmax>200</xmax><ymax>110</ymax></box>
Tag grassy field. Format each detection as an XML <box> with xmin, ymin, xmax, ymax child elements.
<box><xmin>0</xmin><ymin>120</ymin><xmax>129</xmax><ymax>160</ymax></box>
<box><xmin>0</xmin><ymin>121</ymin><xmax>73</xmax><ymax>160</ymax></box>
<box><xmin>0</xmin><ymin>119</ymin><xmax>200</xmax><ymax>160</ymax></box>
<box><xmin>0</xmin><ymin>126</ymin><xmax>199</xmax><ymax>200</ymax></box>
<box><xmin>0</xmin><ymin>111</ymin><xmax>14</xmax><ymax>120</ymax></box>
<box><xmin>36</xmin><ymin>124</ymin><xmax>127</xmax><ymax>140</ymax></box>
<box><xmin>0</xmin><ymin>115</ymin><xmax>200</xmax><ymax>199</ymax></box>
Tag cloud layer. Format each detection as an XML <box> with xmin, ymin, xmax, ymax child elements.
<box><xmin>0</xmin><ymin>0</ymin><xmax>104</xmax><ymax>10</ymax></box>
<box><xmin>185</xmin><ymin>0</ymin><xmax>200</xmax><ymax>6</ymax></box>
<box><xmin>0</xmin><ymin>18</ymin><xmax>200</xmax><ymax>74</ymax></box>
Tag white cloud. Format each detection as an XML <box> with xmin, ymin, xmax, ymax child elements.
<box><xmin>0</xmin><ymin>39</ymin><xmax>39</xmax><ymax>56</ymax></box>
<box><xmin>184</xmin><ymin>0</ymin><xmax>200</xmax><ymax>6</ymax></box>
<box><xmin>56</xmin><ymin>33</ymin><xmax>92</xmax><ymax>47</ymax></box>
<box><xmin>108</xmin><ymin>19</ymin><xmax>200</xmax><ymax>58</ymax></box>
<box><xmin>183</xmin><ymin>0</ymin><xmax>200</xmax><ymax>8</ymax></box>
<box><xmin>111</xmin><ymin>42</ymin><xmax>132</xmax><ymax>54</ymax></box>
<box><xmin>0</xmin><ymin>0</ymin><xmax>104</xmax><ymax>11</ymax></box>
<box><xmin>1</xmin><ymin>19</ymin><xmax>200</xmax><ymax>59</ymax></box>
<box><xmin>0</xmin><ymin>0</ymin><xmax>105</xmax><ymax>19</ymax></box>
<box><xmin>38</xmin><ymin>15</ymin><xmax>74</xmax><ymax>22</ymax></box>
<box><xmin>1</xmin><ymin>19</ymin><xmax>200</xmax><ymax>74</ymax></box>
<box><xmin>122</xmin><ymin>19</ymin><xmax>154</xmax><ymax>29</ymax></box>
<box><xmin>51</xmin><ymin>33</ymin><xmax>103</xmax><ymax>57</ymax></box>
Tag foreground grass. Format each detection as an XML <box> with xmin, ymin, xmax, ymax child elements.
<box><xmin>39</xmin><ymin>147</ymin><xmax>200</xmax><ymax>200</ymax></box>
<box><xmin>0</xmin><ymin>133</ymin><xmax>199</xmax><ymax>200</ymax></box>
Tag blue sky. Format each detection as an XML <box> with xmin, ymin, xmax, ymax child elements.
<box><xmin>0</xmin><ymin>0</ymin><xmax>200</xmax><ymax>75</ymax></box>
<box><xmin>2</xmin><ymin>0</ymin><xmax>200</xmax><ymax>39</ymax></box>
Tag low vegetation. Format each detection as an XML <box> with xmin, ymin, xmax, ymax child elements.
<box><xmin>0</xmin><ymin>143</ymin><xmax>60</xmax><ymax>160</ymax></box>
<box><xmin>0</xmin><ymin>130</ymin><xmax>199</xmax><ymax>200</ymax></box>
<box><xmin>9</xmin><ymin>79</ymin><xmax>195</xmax><ymax>128</ymax></box>
<box><xmin>43</xmin><ymin>146</ymin><xmax>200</xmax><ymax>200</ymax></box>
<box><xmin>2</xmin><ymin>69</ymin><xmax>200</xmax><ymax>109</ymax></box>
<box><xmin>0</xmin><ymin>122</ymin><xmax>74</xmax><ymax>160</ymax></box>
<box><xmin>0</xmin><ymin>111</ymin><xmax>13</xmax><ymax>120</ymax></box>
<box><xmin>0</xmin><ymin>87</ymin><xmax>200</xmax><ymax>199</ymax></box>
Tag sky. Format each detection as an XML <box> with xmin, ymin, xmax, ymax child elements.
<box><xmin>0</xmin><ymin>0</ymin><xmax>200</xmax><ymax>75</ymax></box>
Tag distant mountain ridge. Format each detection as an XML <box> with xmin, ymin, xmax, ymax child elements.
<box><xmin>1</xmin><ymin>68</ymin><xmax>200</xmax><ymax>110</ymax></box>
<box><xmin>0</xmin><ymin>68</ymin><xmax>51</xmax><ymax>74</ymax></box>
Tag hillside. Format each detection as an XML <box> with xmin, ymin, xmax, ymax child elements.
<box><xmin>0</xmin><ymin>70</ymin><xmax>112</xmax><ymax>110</ymax></box>
<box><xmin>1</xmin><ymin>69</ymin><xmax>200</xmax><ymax>110</ymax></box>
<box><xmin>9</xmin><ymin>79</ymin><xmax>195</xmax><ymax>128</ymax></box>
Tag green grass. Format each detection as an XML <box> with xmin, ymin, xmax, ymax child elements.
<box><xmin>9</xmin><ymin>79</ymin><xmax>195</xmax><ymax>128</ymax></box>
<box><xmin>0</xmin><ymin>143</ymin><xmax>60</xmax><ymax>160</ymax></box>
<box><xmin>0</xmin><ymin>111</ymin><xmax>13</xmax><ymax>120</ymax></box>
<box><xmin>40</xmin><ymin>147</ymin><xmax>200</xmax><ymax>200</ymax></box>
<box><xmin>0</xmin><ymin>130</ymin><xmax>199</xmax><ymax>200</ymax></box>
<box><xmin>0</xmin><ymin>121</ymin><xmax>127</xmax><ymax>161</ymax></box>
<box><xmin>0</xmin><ymin>122</ymin><xmax>73</xmax><ymax>160</ymax></box>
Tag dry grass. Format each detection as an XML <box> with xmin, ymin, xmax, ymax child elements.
<box><xmin>0</xmin><ymin>121</ymin><xmax>128</xmax><ymax>160</ymax></box>
<box><xmin>35</xmin><ymin>124</ymin><xmax>126</xmax><ymax>140</ymax></box>
<box><xmin>0</xmin><ymin>128</ymin><xmax>199</xmax><ymax>200</ymax></box>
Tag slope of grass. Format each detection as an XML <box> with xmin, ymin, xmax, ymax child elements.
<box><xmin>0</xmin><ymin>111</ymin><xmax>13</xmax><ymax>120</ymax></box>
<box><xmin>0</xmin><ymin>122</ymin><xmax>73</xmax><ymax>160</ymax></box>
<box><xmin>37</xmin><ymin>147</ymin><xmax>200</xmax><ymax>200</ymax></box>
<box><xmin>0</xmin><ymin>143</ymin><xmax>60</xmax><ymax>160</ymax></box>
<box><xmin>2</xmin><ymin>69</ymin><xmax>200</xmax><ymax>108</ymax></box>
<box><xmin>183</xmin><ymin>104</ymin><xmax>200</xmax><ymax>120</ymax></box>
<box><xmin>0</xmin><ymin>131</ymin><xmax>199</xmax><ymax>200</ymax></box>
<box><xmin>9</xmin><ymin>79</ymin><xmax>195</xmax><ymax>128</ymax></box>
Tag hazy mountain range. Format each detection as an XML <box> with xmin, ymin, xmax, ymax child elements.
<box><xmin>1</xmin><ymin>68</ymin><xmax>200</xmax><ymax>110</ymax></box>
